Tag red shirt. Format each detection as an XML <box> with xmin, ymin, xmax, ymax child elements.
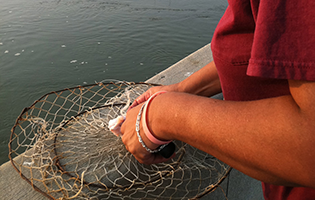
<box><xmin>211</xmin><ymin>0</ymin><xmax>315</xmax><ymax>199</ymax></box>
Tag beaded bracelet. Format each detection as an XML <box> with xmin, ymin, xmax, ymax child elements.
<box><xmin>142</xmin><ymin>91</ymin><xmax>172</xmax><ymax>145</ymax></box>
<box><xmin>136</xmin><ymin>101</ymin><xmax>168</xmax><ymax>153</ymax></box>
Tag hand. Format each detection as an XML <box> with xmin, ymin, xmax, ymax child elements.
<box><xmin>128</xmin><ymin>84</ymin><xmax>180</xmax><ymax>111</ymax></box>
<box><xmin>121</xmin><ymin>103</ymin><xmax>174</xmax><ymax>165</ymax></box>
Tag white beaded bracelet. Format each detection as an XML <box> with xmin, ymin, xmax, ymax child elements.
<box><xmin>136</xmin><ymin>102</ymin><xmax>168</xmax><ymax>154</ymax></box>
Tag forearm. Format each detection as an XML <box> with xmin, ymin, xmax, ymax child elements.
<box><xmin>128</xmin><ymin>61</ymin><xmax>221</xmax><ymax>110</ymax></box>
<box><xmin>176</xmin><ymin>61</ymin><xmax>222</xmax><ymax>97</ymax></box>
<box><xmin>147</xmin><ymin>92</ymin><xmax>315</xmax><ymax>188</ymax></box>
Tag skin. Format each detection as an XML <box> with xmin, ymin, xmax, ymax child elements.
<box><xmin>120</xmin><ymin>61</ymin><xmax>315</xmax><ymax>189</ymax></box>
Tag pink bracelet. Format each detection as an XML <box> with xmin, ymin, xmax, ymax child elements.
<box><xmin>142</xmin><ymin>91</ymin><xmax>172</xmax><ymax>145</ymax></box>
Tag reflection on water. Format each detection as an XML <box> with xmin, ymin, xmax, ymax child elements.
<box><xmin>0</xmin><ymin>0</ymin><xmax>227</xmax><ymax>164</ymax></box>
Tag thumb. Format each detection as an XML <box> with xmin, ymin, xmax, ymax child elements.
<box><xmin>128</xmin><ymin>91</ymin><xmax>152</xmax><ymax>112</ymax></box>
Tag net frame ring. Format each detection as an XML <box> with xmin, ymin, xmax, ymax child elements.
<box><xmin>8</xmin><ymin>81</ymin><xmax>231</xmax><ymax>200</ymax></box>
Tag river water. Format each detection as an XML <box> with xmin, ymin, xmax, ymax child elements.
<box><xmin>0</xmin><ymin>0</ymin><xmax>227</xmax><ymax>165</ymax></box>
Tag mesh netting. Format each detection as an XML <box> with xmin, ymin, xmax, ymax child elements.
<box><xmin>9</xmin><ymin>81</ymin><xmax>230</xmax><ymax>200</ymax></box>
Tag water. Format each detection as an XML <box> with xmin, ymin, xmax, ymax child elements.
<box><xmin>0</xmin><ymin>0</ymin><xmax>227</xmax><ymax>165</ymax></box>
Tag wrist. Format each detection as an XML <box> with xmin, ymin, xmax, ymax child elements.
<box><xmin>135</xmin><ymin>93</ymin><xmax>172</xmax><ymax>154</ymax></box>
<box><xmin>140</xmin><ymin>124</ymin><xmax>160</xmax><ymax>150</ymax></box>
<box><xmin>172</xmin><ymin>82</ymin><xmax>186</xmax><ymax>93</ymax></box>
<box><xmin>145</xmin><ymin>93</ymin><xmax>175</xmax><ymax>142</ymax></box>
<box><xmin>142</xmin><ymin>91</ymin><xmax>172</xmax><ymax>145</ymax></box>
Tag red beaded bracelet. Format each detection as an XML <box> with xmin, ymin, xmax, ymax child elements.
<box><xmin>141</xmin><ymin>91</ymin><xmax>172</xmax><ymax>145</ymax></box>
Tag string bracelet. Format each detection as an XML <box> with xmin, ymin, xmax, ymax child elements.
<box><xmin>136</xmin><ymin>102</ymin><xmax>168</xmax><ymax>153</ymax></box>
<box><xmin>142</xmin><ymin>91</ymin><xmax>172</xmax><ymax>145</ymax></box>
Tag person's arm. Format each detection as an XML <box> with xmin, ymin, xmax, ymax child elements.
<box><xmin>121</xmin><ymin>79</ymin><xmax>315</xmax><ymax>189</ymax></box>
<box><xmin>129</xmin><ymin>61</ymin><xmax>221</xmax><ymax>110</ymax></box>
<box><xmin>175</xmin><ymin>60</ymin><xmax>221</xmax><ymax>96</ymax></box>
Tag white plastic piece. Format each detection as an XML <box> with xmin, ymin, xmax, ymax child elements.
<box><xmin>108</xmin><ymin>116</ymin><xmax>126</xmax><ymax>136</ymax></box>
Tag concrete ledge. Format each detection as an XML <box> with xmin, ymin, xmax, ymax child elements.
<box><xmin>146</xmin><ymin>43</ymin><xmax>213</xmax><ymax>85</ymax></box>
<box><xmin>0</xmin><ymin>44</ymin><xmax>263</xmax><ymax>200</ymax></box>
<box><xmin>0</xmin><ymin>159</ymin><xmax>47</xmax><ymax>199</ymax></box>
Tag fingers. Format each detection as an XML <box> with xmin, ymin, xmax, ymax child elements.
<box><xmin>128</xmin><ymin>94</ymin><xmax>149</xmax><ymax>111</ymax></box>
<box><xmin>128</xmin><ymin>99</ymin><xmax>140</xmax><ymax>111</ymax></box>
<box><xmin>127</xmin><ymin>88</ymin><xmax>158</xmax><ymax>112</ymax></box>
<box><xmin>128</xmin><ymin>85</ymin><xmax>174</xmax><ymax>112</ymax></box>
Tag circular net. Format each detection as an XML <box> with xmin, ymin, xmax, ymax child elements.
<box><xmin>9</xmin><ymin>81</ymin><xmax>230</xmax><ymax>200</ymax></box>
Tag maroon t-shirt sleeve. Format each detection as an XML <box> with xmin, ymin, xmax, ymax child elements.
<box><xmin>247</xmin><ymin>0</ymin><xmax>315</xmax><ymax>81</ymax></box>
